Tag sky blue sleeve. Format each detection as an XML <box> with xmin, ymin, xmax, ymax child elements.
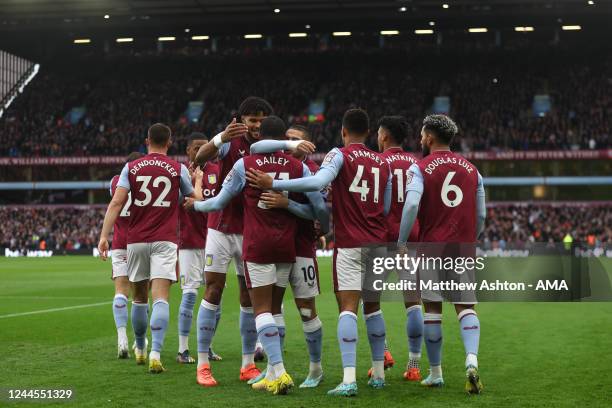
<box><xmin>117</xmin><ymin>164</ymin><xmax>130</xmax><ymax>190</ymax></box>
<box><xmin>272</xmin><ymin>148</ymin><xmax>343</xmax><ymax>192</ymax></box>
<box><xmin>405</xmin><ymin>164</ymin><xmax>424</xmax><ymax>194</ymax></box>
<box><xmin>217</xmin><ymin>132</ymin><xmax>230</xmax><ymax>160</ymax></box>
<box><xmin>194</xmin><ymin>159</ymin><xmax>245</xmax><ymax>212</ymax></box>
<box><xmin>179</xmin><ymin>164</ymin><xmax>195</xmax><ymax>196</ymax></box>
<box><xmin>250</xmin><ymin>140</ymin><xmax>288</xmax><ymax>154</ymax></box>
<box><xmin>287</xmin><ymin>200</ymin><xmax>316</xmax><ymax>219</ymax></box>
<box><xmin>383</xmin><ymin>168</ymin><xmax>392</xmax><ymax>216</ymax></box>
<box><xmin>476</xmin><ymin>171</ymin><xmax>486</xmax><ymax>238</ymax></box>
<box><xmin>398</xmin><ymin>164</ymin><xmax>424</xmax><ymax>244</ymax></box>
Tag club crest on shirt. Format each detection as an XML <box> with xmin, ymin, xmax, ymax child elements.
<box><xmin>208</xmin><ymin>174</ymin><xmax>217</xmax><ymax>184</ymax></box>
<box><xmin>205</xmin><ymin>254</ymin><xmax>214</xmax><ymax>266</ymax></box>
<box><xmin>322</xmin><ymin>151</ymin><xmax>336</xmax><ymax>166</ymax></box>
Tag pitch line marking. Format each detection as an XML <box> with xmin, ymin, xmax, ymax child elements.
<box><xmin>0</xmin><ymin>301</ymin><xmax>112</xmax><ymax>319</ymax></box>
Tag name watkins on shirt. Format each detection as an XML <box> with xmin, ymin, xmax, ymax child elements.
<box><xmin>255</xmin><ymin>156</ymin><xmax>290</xmax><ymax>167</ymax></box>
<box><xmin>129</xmin><ymin>159</ymin><xmax>179</xmax><ymax>177</ymax></box>
<box><xmin>384</xmin><ymin>153</ymin><xmax>417</xmax><ymax>164</ymax></box>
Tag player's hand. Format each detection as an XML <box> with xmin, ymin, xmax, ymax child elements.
<box><xmin>98</xmin><ymin>238</ymin><xmax>109</xmax><ymax>261</ymax></box>
<box><xmin>183</xmin><ymin>197</ymin><xmax>197</xmax><ymax>211</ymax></box>
<box><xmin>246</xmin><ymin>169</ymin><xmax>274</xmax><ymax>190</ymax></box>
<box><xmin>194</xmin><ymin>167</ymin><xmax>204</xmax><ymax>181</ymax></box>
<box><xmin>397</xmin><ymin>243</ymin><xmax>408</xmax><ymax>257</ymax></box>
<box><xmin>319</xmin><ymin>235</ymin><xmax>327</xmax><ymax>249</ymax></box>
<box><xmin>260</xmin><ymin>192</ymin><xmax>289</xmax><ymax>209</ymax></box>
<box><xmin>294</xmin><ymin>140</ymin><xmax>316</xmax><ymax>155</ymax></box>
<box><xmin>221</xmin><ymin>118</ymin><xmax>248</xmax><ymax>143</ymax></box>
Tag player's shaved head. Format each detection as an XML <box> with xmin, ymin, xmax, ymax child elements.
<box><xmin>147</xmin><ymin>123</ymin><xmax>172</xmax><ymax>147</ymax></box>
<box><xmin>379</xmin><ymin>115</ymin><xmax>409</xmax><ymax>145</ymax></box>
<box><xmin>260</xmin><ymin>115</ymin><xmax>287</xmax><ymax>140</ymax></box>
<box><xmin>238</xmin><ymin>96</ymin><xmax>274</xmax><ymax>117</ymax></box>
<box><xmin>342</xmin><ymin>108</ymin><xmax>370</xmax><ymax>136</ymax></box>
<box><xmin>126</xmin><ymin>151</ymin><xmax>143</xmax><ymax>163</ymax></box>
<box><xmin>187</xmin><ymin>132</ymin><xmax>207</xmax><ymax>144</ymax></box>
<box><xmin>422</xmin><ymin>114</ymin><xmax>458</xmax><ymax>145</ymax></box>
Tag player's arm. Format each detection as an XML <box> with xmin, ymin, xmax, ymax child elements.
<box><xmin>383</xmin><ymin>168</ymin><xmax>392</xmax><ymax>216</ymax></box>
<box><xmin>397</xmin><ymin>164</ymin><xmax>424</xmax><ymax>246</ymax></box>
<box><xmin>475</xmin><ymin>172</ymin><xmax>486</xmax><ymax>239</ymax></box>
<box><xmin>194</xmin><ymin>118</ymin><xmax>248</xmax><ymax>165</ymax></box>
<box><xmin>179</xmin><ymin>164</ymin><xmax>197</xmax><ymax>199</ymax></box>
<box><xmin>185</xmin><ymin>159</ymin><xmax>245</xmax><ymax>212</ymax></box>
<box><xmin>246</xmin><ymin>148</ymin><xmax>343</xmax><ymax>192</ymax></box>
<box><xmin>250</xmin><ymin>139</ymin><xmax>316</xmax><ymax>156</ymax></box>
<box><xmin>98</xmin><ymin>165</ymin><xmax>130</xmax><ymax>260</ymax></box>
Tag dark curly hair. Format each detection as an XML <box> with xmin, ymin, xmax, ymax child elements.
<box><xmin>422</xmin><ymin>114</ymin><xmax>458</xmax><ymax>145</ymax></box>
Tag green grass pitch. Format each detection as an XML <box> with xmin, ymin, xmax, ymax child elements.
<box><xmin>1</xmin><ymin>256</ymin><xmax>611</xmax><ymax>407</ymax></box>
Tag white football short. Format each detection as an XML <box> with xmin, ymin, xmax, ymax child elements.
<box><xmin>287</xmin><ymin>256</ymin><xmax>320</xmax><ymax>299</ymax></box>
<box><xmin>244</xmin><ymin>262</ymin><xmax>292</xmax><ymax>289</ymax></box>
<box><xmin>178</xmin><ymin>248</ymin><xmax>205</xmax><ymax>290</ymax></box>
<box><xmin>127</xmin><ymin>241</ymin><xmax>178</xmax><ymax>283</ymax></box>
<box><xmin>204</xmin><ymin>228</ymin><xmax>245</xmax><ymax>276</ymax></box>
<box><xmin>333</xmin><ymin>247</ymin><xmax>387</xmax><ymax>292</ymax></box>
<box><xmin>111</xmin><ymin>249</ymin><xmax>128</xmax><ymax>279</ymax></box>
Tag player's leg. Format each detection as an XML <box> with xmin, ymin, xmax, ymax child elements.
<box><xmin>454</xmin><ymin>303</ymin><xmax>482</xmax><ymax>394</ymax></box>
<box><xmin>146</xmin><ymin>241</ymin><xmax>178</xmax><ymax>373</ymax></box>
<box><xmin>148</xmin><ymin>278</ymin><xmax>172</xmax><ymax>373</ymax></box>
<box><xmin>290</xmin><ymin>256</ymin><xmax>323</xmax><ymax>388</ymax></box>
<box><xmin>403</xmin><ymin>300</ymin><xmax>424</xmax><ymax>381</ymax></box>
<box><xmin>195</xmin><ymin>229</ymin><xmax>231</xmax><ymax>386</ymax></box>
<box><xmin>362</xmin><ymin>299</ymin><xmax>387</xmax><ymax>387</ymax></box>
<box><xmin>176</xmin><ymin>249</ymin><xmax>203</xmax><ymax>364</ymax></box>
<box><xmin>232</xmin><ymin>234</ymin><xmax>261</xmax><ymax>381</ymax></box>
<box><xmin>111</xmin><ymin>249</ymin><xmax>130</xmax><ymax>358</ymax></box>
<box><xmin>421</xmin><ymin>301</ymin><xmax>444</xmax><ymax>387</ymax></box>
<box><xmin>248</xmin><ymin>262</ymin><xmax>293</xmax><ymax>395</ymax></box>
<box><xmin>127</xmin><ymin>243</ymin><xmax>151</xmax><ymax>366</ymax></box>
<box><xmin>295</xmin><ymin>297</ymin><xmax>323</xmax><ymax>387</ymax></box>
<box><xmin>327</xmin><ymin>248</ymin><xmax>360</xmax><ymax>397</ymax></box>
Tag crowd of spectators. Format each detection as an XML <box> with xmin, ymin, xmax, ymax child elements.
<box><xmin>0</xmin><ymin>43</ymin><xmax>610</xmax><ymax>157</ymax></box>
<box><xmin>0</xmin><ymin>207</ymin><xmax>104</xmax><ymax>252</ymax></box>
<box><xmin>1</xmin><ymin>204</ymin><xmax>610</xmax><ymax>252</ymax></box>
<box><xmin>483</xmin><ymin>204</ymin><xmax>612</xmax><ymax>250</ymax></box>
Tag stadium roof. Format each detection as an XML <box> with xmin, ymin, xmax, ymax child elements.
<box><xmin>1</xmin><ymin>0</ymin><xmax>611</xmax><ymax>33</ymax></box>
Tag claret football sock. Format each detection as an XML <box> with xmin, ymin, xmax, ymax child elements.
<box><xmin>338</xmin><ymin>311</ymin><xmax>358</xmax><ymax>383</ymax></box>
<box><xmin>197</xmin><ymin>300</ymin><xmax>218</xmax><ymax>366</ymax></box>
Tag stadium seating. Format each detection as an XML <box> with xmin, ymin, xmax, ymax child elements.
<box><xmin>0</xmin><ymin>44</ymin><xmax>610</xmax><ymax>157</ymax></box>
